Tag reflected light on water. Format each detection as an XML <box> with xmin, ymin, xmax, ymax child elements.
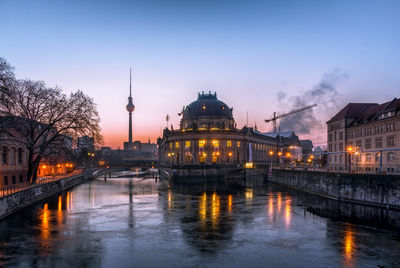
<box><xmin>211</xmin><ymin>193</ymin><xmax>220</xmax><ymax>228</ymax></box>
<box><xmin>66</xmin><ymin>191</ymin><xmax>70</xmax><ymax>211</ymax></box>
<box><xmin>228</xmin><ymin>194</ymin><xmax>232</xmax><ymax>214</ymax></box>
<box><xmin>277</xmin><ymin>192</ymin><xmax>282</xmax><ymax>212</ymax></box>
<box><xmin>268</xmin><ymin>194</ymin><xmax>273</xmax><ymax>218</ymax></box>
<box><xmin>285</xmin><ymin>196</ymin><xmax>291</xmax><ymax>228</ymax></box>
<box><xmin>41</xmin><ymin>203</ymin><xmax>50</xmax><ymax>240</ymax></box>
<box><xmin>199</xmin><ymin>192</ymin><xmax>207</xmax><ymax>224</ymax></box>
<box><xmin>245</xmin><ymin>189</ymin><xmax>253</xmax><ymax>205</ymax></box>
<box><xmin>168</xmin><ymin>189</ymin><xmax>173</xmax><ymax>211</ymax></box>
<box><xmin>343</xmin><ymin>225</ymin><xmax>356</xmax><ymax>267</ymax></box>
<box><xmin>58</xmin><ymin>196</ymin><xmax>62</xmax><ymax>211</ymax></box>
<box><xmin>57</xmin><ymin>196</ymin><xmax>63</xmax><ymax>224</ymax></box>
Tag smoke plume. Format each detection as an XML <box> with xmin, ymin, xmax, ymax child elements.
<box><xmin>276</xmin><ymin>70</ymin><xmax>347</xmax><ymax>140</ymax></box>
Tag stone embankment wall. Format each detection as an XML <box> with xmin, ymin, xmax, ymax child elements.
<box><xmin>0</xmin><ymin>171</ymin><xmax>92</xmax><ymax>220</ymax></box>
<box><xmin>269</xmin><ymin>169</ymin><xmax>400</xmax><ymax>209</ymax></box>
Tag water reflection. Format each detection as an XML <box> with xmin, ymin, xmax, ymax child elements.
<box><xmin>0</xmin><ymin>173</ymin><xmax>399</xmax><ymax>267</ymax></box>
<box><xmin>285</xmin><ymin>196</ymin><xmax>292</xmax><ymax>228</ymax></box>
<box><xmin>277</xmin><ymin>192</ymin><xmax>282</xmax><ymax>213</ymax></box>
<box><xmin>40</xmin><ymin>203</ymin><xmax>50</xmax><ymax>240</ymax></box>
<box><xmin>245</xmin><ymin>188</ymin><xmax>253</xmax><ymax>205</ymax></box>
<box><xmin>57</xmin><ymin>195</ymin><xmax>63</xmax><ymax>224</ymax></box>
<box><xmin>268</xmin><ymin>192</ymin><xmax>274</xmax><ymax>219</ymax></box>
<box><xmin>343</xmin><ymin>225</ymin><xmax>356</xmax><ymax>267</ymax></box>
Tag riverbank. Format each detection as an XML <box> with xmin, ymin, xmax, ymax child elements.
<box><xmin>268</xmin><ymin>169</ymin><xmax>400</xmax><ymax>210</ymax></box>
<box><xmin>0</xmin><ymin>170</ymin><xmax>93</xmax><ymax>220</ymax></box>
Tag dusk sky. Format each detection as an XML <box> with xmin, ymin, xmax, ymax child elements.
<box><xmin>1</xmin><ymin>0</ymin><xmax>399</xmax><ymax>148</ymax></box>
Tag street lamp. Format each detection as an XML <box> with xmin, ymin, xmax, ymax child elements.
<box><xmin>347</xmin><ymin>146</ymin><xmax>353</xmax><ymax>173</ymax></box>
<box><xmin>278</xmin><ymin>151</ymin><xmax>282</xmax><ymax>167</ymax></box>
<box><xmin>285</xmin><ymin>152</ymin><xmax>291</xmax><ymax>169</ymax></box>
<box><xmin>268</xmin><ymin>151</ymin><xmax>274</xmax><ymax>173</ymax></box>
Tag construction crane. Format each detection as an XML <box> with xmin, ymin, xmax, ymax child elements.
<box><xmin>265</xmin><ymin>104</ymin><xmax>317</xmax><ymax>132</ymax></box>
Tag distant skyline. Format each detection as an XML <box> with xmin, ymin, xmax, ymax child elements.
<box><xmin>1</xmin><ymin>0</ymin><xmax>399</xmax><ymax>148</ymax></box>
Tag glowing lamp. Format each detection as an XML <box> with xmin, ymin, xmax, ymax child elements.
<box><xmin>245</xmin><ymin>162</ymin><xmax>253</xmax><ymax>169</ymax></box>
<box><xmin>269</xmin><ymin>151</ymin><xmax>274</xmax><ymax>156</ymax></box>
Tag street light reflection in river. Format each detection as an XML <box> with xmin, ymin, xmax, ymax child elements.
<box><xmin>245</xmin><ymin>188</ymin><xmax>253</xmax><ymax>205</ymax></box>
<box><xmin>199</xmin><ymin>192</ymin><xmax>207</xmax><ymax>225</ymax></box>
<box><xmin>343</xmin><ymin>225</ymin><xmax>356</xmax><ymax>267</ymax></box>
<box><xmin>57</xmin><ymin>195</ymin><xmax>63</xmax><ymax>224</ymax></box>
<box><xmin>168</xmin><ymin>189</ymin><xmax>173</xmax><ymax>211</ymax></box>
<box><xmin>277</xmin><ymin>192</ymin><xmax>282</xmax><ymax>212</ymax></box>
<box><xmin>40</xmin><ymin>203</ymin><xmax>50</xmax><ymax>240</ymax></box>
<box><xmin>285</xmin><ymin>196</ymin><xmax>291</xmax><ymax>228</ymax></box>
<box><xmin>211</xmin><ymin>193</ymin><xmax>220</xmax><ymax>229</ymax></box>
<box><xmin>268</xmin><ymin>193</ymin><xmax>274</xmax><ymax>218</ymax></box>
<box><xmin>228</xmin><ymin>194</ymin><xmax>233</xmax><ymax>214</ymax></box>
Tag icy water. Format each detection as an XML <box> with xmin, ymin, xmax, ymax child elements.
<box><xmin>0</xmin><ymin>170</ymin><xmax>399</xmax><ymax>268</ymax></box>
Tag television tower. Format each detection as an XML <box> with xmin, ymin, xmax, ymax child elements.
<box><xmin>126</xmin><ymin>68</ymin><xmax>135</xmax><ymax>144</ymax></box>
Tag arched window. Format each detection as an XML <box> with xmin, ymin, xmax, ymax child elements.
<box><xmin>18</xmin><ymin>148</ymin><xmax>23</xmax><ymax>164</ymax></box>
<box><xmin>9</xmin><ymin>148</ymin><xmax>15</xmax><ymax>165</ymax></box>
<box><xmin>365</xmin><ymin>153</ymin><xmax>371</xmax><ymax>162</ymax></box>
<box><xmin>2</xmin><ymin>146</ymin><xmax>7</xmax><ymax>164</ymax></box>
<box><xmin>375</xmin><ymin>153</ymin><xmax>380</xmax><ymax>162</ymax></box>
<box><xmin>387</xmin><ymin>152</ymin><xmax>395</xmax><ymax>162</ymax></box>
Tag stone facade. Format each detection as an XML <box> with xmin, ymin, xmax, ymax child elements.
<box><xmin>0</xmin><ymin>131</ymin><xmax>28</xmax><ymax>188</ymax></box>
<box><xmin>269</xmin><ymin>169</ymin><xmax>400</xmax><ymax>208</ymax></box>
<box><xmin>327</xmin><ymin>98</ymin><xmax>400</xmax><ymax>173</ymax></box>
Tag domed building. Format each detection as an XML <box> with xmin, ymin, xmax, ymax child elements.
<box><xmin>158</xmin><ymin>92</ymin><xmax>279</xmax><ymax>168</ymax></box>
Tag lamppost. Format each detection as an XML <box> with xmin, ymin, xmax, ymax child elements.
<box><xmin>347</xmin><ymin>146</ymin><xmax>353</xmax><ymax>173</ymax></box>
<box><xmin>286</xmin><ymin>152</ymin><xmax>291</xmax><ymax>169</ymax></box>
<box><xmin>355</xmin><ymin>151</ymin><xmax>360</xmax><ymax>173</ymax></box>
<box><xmin>269</xmin><ymin>150</ymin><xmax>274</xmax><ymax>174</ymax></box>
<box><xmin>278</xmin><ymin>151</ymin><xmax>282</xmax><ymax>168</ymax></box>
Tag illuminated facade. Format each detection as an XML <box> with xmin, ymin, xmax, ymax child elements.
<box><xmin>158</xmin><ymin>92</ymin><xmax>277</xmax><ymax>166</ymax></box>
<box><xmin>327</xmin><ymin>98</ymin><xmax>400</xmax><ymax>173</ymax></box>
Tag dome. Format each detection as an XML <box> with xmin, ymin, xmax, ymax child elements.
<box><xmin>180</xmin><ymin>92</ymin><xmax>235</xmax><ymax>131</ymax></box>
<box><xmin>182</xmin><ymin>92</ymin><xmax>233</xmax><ymax>120</ymax></box>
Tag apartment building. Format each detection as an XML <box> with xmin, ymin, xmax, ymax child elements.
<box><xmin>327</xmin><ymin>98</ymin><xmax>400</xmax><ymax>173</ymax></box>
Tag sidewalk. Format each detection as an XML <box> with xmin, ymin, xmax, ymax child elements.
<box><xmin>0</xmin><ymin>169</ymin><xmax>83</xmax><ymax>198</ymax></box>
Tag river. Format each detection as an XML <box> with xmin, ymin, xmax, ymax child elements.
<box><xmin>0</xmin><ymin>170</ymin><xmax>399</xmax><ymax>267</ymax></box>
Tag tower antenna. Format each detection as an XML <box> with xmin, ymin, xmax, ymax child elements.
<box><xmin>129</xmin><ymin>68</ymin><xmax>132</xmax><ymax>97</ymax></box>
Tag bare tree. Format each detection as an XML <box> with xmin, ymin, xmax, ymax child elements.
<box><xmin>0</xmin><ymin>57</ymin><xmax>103</xmax><ymax>183</ymax></box>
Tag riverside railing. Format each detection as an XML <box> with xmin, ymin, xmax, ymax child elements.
<box><xmin>0</xmin><ymin>169</ymin><xmax>83</xmax><ymax>198</ymax></box>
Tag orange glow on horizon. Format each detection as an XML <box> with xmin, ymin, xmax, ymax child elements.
<box><xmin>102</xmin><ymin>131</ymin><xmax>160</xmax><ymax>149</ymax></box>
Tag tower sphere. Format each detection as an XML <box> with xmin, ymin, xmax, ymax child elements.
<box><xmin>126</xmin><ymin>102</ymin><xmax>135</xmax><ymax>112</ymax></box>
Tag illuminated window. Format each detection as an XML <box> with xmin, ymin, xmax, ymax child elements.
<box><xmin>175</xmin><ymin>141</ymin><xmax>179</xmax><ymax>148</ymax></box>
<box><xmin>237</xmin><ymin>141</ymin><xmax>240</xmax><ymax>147</ymax></box>
<box><xmin>169</xmin><ymin>142</ymin><xmax>172</xmax><ymax>149</ymax></box>
<box><xmin>227</xmin><ymin>140</ymin><xmax>232</xmax><ymax>147</ymax></box>
<box><xmin>185</xmin><ymin>141</ymin><xmax>191</xmax><ymax>147</ymax></box>
<box><xmin>212</xmin><ymin>139</ymin><xmax>219</xmax><ymax>147</ymax></box>
<box><xmin>199</xmin><ymin>140</ymin><xmax>206</xmax><ymax>147</ymax></box>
